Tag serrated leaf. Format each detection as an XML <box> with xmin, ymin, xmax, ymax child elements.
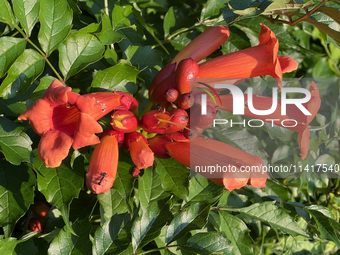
<box><xmin>13</xmin><ymin>0</ymin><xmax>40</xmax><ymax>37</ymax></box>
<box><xmin>0</xmin><ymin>49</ymin><xmax>45</xmax><ymax>99</ymax></box>
<box><xmin>132</xmin><ymin>199</ymin><xmax>172</xmax><ymax>252</ymax></box>
<box><xmin>48</xmin><ymin>220</ymin><xmax>92</xmax><ymax>255</ymax></box>
<box><xmin>165</xmin><ymin>203</ymin><xmax>210</xmax><ymax>245</ymax></box>
<box><xmin>154</xmin><ymin>158</ymin><xmax>190</xmax><ymax>200</ymax></box>
<box><xmin>38</xmin><ymin>0</ymin><xmax>72</xmax><ymax>56</ymax></box>
<box><xmin>219</xmin><ymin>211</ymin><xmax>254</xmax><ymax>255</ymax></box>
<box><xmin>35</xmin><ymin>156</ymin><xmax>84</xmax><ymax>235</ymax></box>
<box><xmin>93</xmin><ymin>213</ymin><xmax>132</xmax><ymax>255</ymax></box>
<box><xmin>58</xmin><ymin>29</ymin><xmax>105</xmax><ymax>80</ymax></box>
<box><xmin>90</xmin><ymin>60</ymin><xmax>139</xmax><ymax>94</ymax></box>
<box><xmin>0</xmin><ymin>117</ymin><xmax>32</xmax><ymax>165</ymax></box>
<box><xmin>185</xmin><ymin>177</ymin><xmax>224</xmax><ymax>204</ymax></box>
<box><xmin>0</xmin><ymin>162</ymin><xmax>36</xmax><ymax>238</ymax></box>
<box><xmin>235</xmin><ymin>201</ymin><xmax>309</xmax><ymax>237</ymax></box>
<box><xmin>0</xmin><ymin>0</ymin><xmax>16</xmax><ymax>28</ymax></box>
<box><xmin>0</xmin><ymin>37</ymin><xmax>26</xmax><ymax>78</ymax></box>
<box><xmin>124</xmin><ymin>45</ymin><xmax>162</xmax><ymax>69</ymax></box>
<box><xmin>138</xmin><ymin>166</ymin><xmax>170</xmax><ymax>210</ymax></box>
<box><xmin>181</xmin><ymin>232</ymin><xmax>233</xmax><ymax>255</ymax></box>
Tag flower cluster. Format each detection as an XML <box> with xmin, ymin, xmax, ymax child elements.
<box><xmin>18</xmin><ymin>22</ymin><xmax>321</xmax><ymax>194</ymax></box>
<box><xmin>144</xmin><ymin>22</ymin><xmax>320</xmax><ymax>191</ymax></box>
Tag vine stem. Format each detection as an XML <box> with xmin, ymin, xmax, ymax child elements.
<box><xmin>15</xmin><ymin>25</ymin><xmax>64</xmax><ymax>82</ymax></box>
<box><xmin>289</xmin><ymin>0</ymin><xmax>330</xmax><ymax>26</ymax></box>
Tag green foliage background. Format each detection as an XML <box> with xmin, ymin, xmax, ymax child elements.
<box><xmin>0</xmin><ymin>0</ymin><xmax>340</xmax><ymax>254</ymax></box>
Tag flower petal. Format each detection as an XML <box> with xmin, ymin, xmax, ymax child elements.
<box><xmin>72</xmin><ymin>112</ymin><xmax>102</xmax><ymax>150</ymax></box>
<box><xmin>42</xmin><ymin>80</ymin><xmax>72</xmax><ymax>106</ymax></box>
<box><xmin>278</xmin><ymin>56</ymin><xmax>298</xmax><ymax>73</ymax></box>
<box><xmin>18</xmin><ymin>99</ymin><xmax>53</xmax><ymax>135</ymax></box>
<box><xmin>298</xmin><ymin>128</ymin><xmax>310</xmax><ymax>160</ymax></box>
<box><xmin>38</xmin><ymin>130</ymin><xmax>73</xmax><ymax>168</ymax></box>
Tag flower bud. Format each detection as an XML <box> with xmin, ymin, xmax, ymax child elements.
<box><xmin>148</xmin><ymin>135</ymin><xmax>172</xmax><ymax>158</ymax></box>
<box><xmin>176</xmin><ymin>58</ymin><xmax>199</xmax><ymax>95</ymax></box>
<box><xmin>190</xmin><ymin>104</ymin><xmax>216</xmax><ymax>129</ymax></box>
<box><xmin>32</xmin><ymin>201</ymin><xmax>50</xmax><ymax>218</ymax></box>
<box><xmin>177</xmin><ymin>93</ymin><xmax>193</xmax><ymax>109</ymax></box>
<box><xmin>141</xmin><ymin>109</ymin><xmax>171</xmax><ymax>133</ymax></box>
<box><xmin>164</xmin><ymin>109</ymin><xmax>189</xmax><ymax>133</ymax></box>
<box><xmin>110</xmin><ymin>110</ymin><xmax>139</xmax><ymax>133</ymax></box>
<box><xmin>164</xmin><ymin>88</ymin><xmax>179</xmax><ymax>103</ymax></box>
<box><xmin>124</xmin><ymin>132</ymin><xmax>154</xmax><ymax>169</ymax></box>
<box><xmin>131</xmin><ymin>167</ymin><xmax>139</xmax><ymax>177</ymax></box>
<box><xmin>150</xmin><ymin>74</ymin><xmax>176</xmax><ymax>104</ymax></box>
<box><xmin>28</xmin><ymin>218</ymin><xmax>43</xmax><ymax>232</ymax></box>
<box><xmin>149</xmin><ymin>62</ymin><xmax>176</xmax><ymax>98</ymax></box>
<box><xmin>183</xmin><ymin>125</ymin><xmax>203</xmax><ymax>140</ymax></box>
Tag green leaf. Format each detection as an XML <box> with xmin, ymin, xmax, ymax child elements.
<box><xmin>235</xmin><ymin>201</ymin><xmax>309</xmax><ymax>237</ymax></box>
<box><xmin>0</xmin><ymin>49</ymin><xmax>45</xmax><ymax>99</ymax></box>
<box><xmin>163</xmin><ymin>6</ymin><xmax>175</xmax><ymax>38</ymax></box>
<box><xmin>263</xmin><ymin>0</ymin><xmax>314</xmax><ymax>16</ymax></box>
<box><xmin>111</xmin><ymin>4</ymin><xmax>133</xmax><ymax>30</ymax></box>
<box><xmin>0</xmin><ymin>162</ymin><xmax>36</xmax><ymax>238</ymax></box>
<box><xmin>93</xmin><ymin>213</ymin><xmax>132</xmax><ymax>255</ymax></box>
<box><xmin>95</xmin><ymin>30</ymin><xmax>125</xmax><ymax>45</ymax></box>
<box><xmin>219</xmin><ymin>211</ymin><xmax>254</xmax><ymax>255</ymax></box>
<box><xmin>165</xmin><ymin>203</ymin><xmax>211</xmax><ymax>245</ymax></box>
<box><xmin>48</xmin><ymin>220</ymin><xmax>92</xmax><ymax>255</ymax></box>
<box><xmin>154</xmin><ymin>158</ymin><xmax>190</xmax><ymax>200</ymax></box>
<box><xmin>38</xmin><ymin>0</ymin><xmax>73</xmax><ymax>56</ymax></box>
<box><xmin>35</xmin><ymin>156</ymin><xmax>84</xmax><ymax>235</ymax></box>
<box><xmin>138</xmin><ymin>166</ymin><xmax>170</xmax><ymax>210</ymax></box>
<box><xmin>181</xmin><ymin>232</ymin><xmax>233</xmax><ymax>255</ymax></box>
<box><xmin>305</xmin><ymin>16</ymin><xmax>340</xmax><ymax>45</ymax></box>
<box><xmin>185</xmin><ymin>177</ymin><xmax>224</xmax><ymax>205</ymax></box>
<box><xmin>90</xmin><ymin>60</ymin><xmax>139</xmax><ymax>94</ymax></box>
<box><xmin>306</xmin><ymin>206</ymin><xmax>340</xmax><ymax>248</ymax></box>
<box><xmin>0</xmin><ymin>37</ymin><xmax>26</xmax><ymax>78</ymax></box>
<box><xmin>0</xmin><ymin>0</ymin><xmax>16</xmax><ymax>28</ymax></box>
<box><xmin>318</xmin><ymin>6</ymin><xmax>340</xmax><ymax>25</ymax></box>
<box><xmin>58</xmin><ymin>29</ymin><xmax>105</xmax><ymax>80</ymax></box>
<box><xmin>13</xmin><ymin>0</ymin><xmax>40</xmax><ymax>37</ymax></box>
<box><xmin>98</xmin><ymin>189</ymin><xmax>130</xmax><ymax>221</ymax></box>
<box><xmin>13</xmin><ymin>238</ymin><xmax>39</xmax><ymax>255</ymax></box>
<box><xmin>0</xmin><ymin>238</ymin><xmax>19</xmax><ymax>254</ymax></box>
<box><xmin>132</xmin><ymin>199</ymin><xmax>172</xmax><ymax>252</ymax></box>
<box><xmin>200</xmin><ymin>0</ymin><xmax>229</xmax><ymax>21</ymax></box>
<box><xmin>124</xmin><ymin>45</ymin><xmax>162</xmax><ymax>69</ymax></box>
<box><xmin>0</xmin><ymin>117</ymin><xmax>32</xmax><ymax>165</ymax></box>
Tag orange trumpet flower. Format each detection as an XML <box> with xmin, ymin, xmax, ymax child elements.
<box><xmin>18</xmin><ymin>79</ymin><xmax>137</xmax><ymax>167</ymax></box>
<box><xmin>164</xmin><ymin>137</ymin><xmax>267</xmax><ymax>191</ymax></box>
<box><xmin>197</xmin><ymin>23</ymin><xmax>298</xmax><ymax>89</ymax></box>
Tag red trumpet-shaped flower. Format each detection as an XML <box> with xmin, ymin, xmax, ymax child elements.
<box><xmin>124</xmin><ymin>132</ymin><xmax>154</xmax><ymax>169</ymax></box>
<box><xmin>216</xmin><ymin>82</ymin><xmax>321</xmax><ymax>159</ymax></box>
<box><xmin>171</xmin><ymin>25</ymin><xmax>230</xmax><ymax>64</ymax></box>
<box><xmin>28</xmin><ymin>218</ymin><xmax>43</xmax><ymax>232</ymax></box>
<box><xmin>197</xmin><ymin>23</ymin><xmax>298</xmax><ymax>89</ymax></box>
<box><xmin>86</xmin><ymin>130</ymin><xmax>120</xmax><ymax>194</ymax></box>
<box><xmin>18</xmin><ymin>80</ymin><xmax>137</xmax><ymax>168</ymax></box>
<box><xmin>164</xmin><ymin>137</ymin><xmax>267</xmax><ymax>191</ymax></box>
